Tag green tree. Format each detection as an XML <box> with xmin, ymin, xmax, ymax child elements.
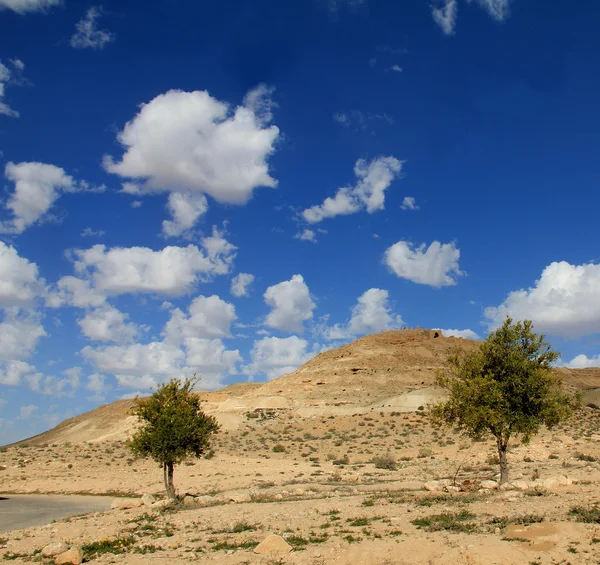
<box><xmin>129</xmin><ymin>377</ymin><xmax>220</xmax><ymax>499</ymax></box>
<box><xmin>430</xmin><ymin>318</ymin><xmax>579</xmax><ymax>484</ymax></box>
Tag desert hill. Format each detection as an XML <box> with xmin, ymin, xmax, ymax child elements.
<box><xmin>12</xmin><ymin>329</ymin><xmax>600</xmax><ymax>446</ymax></box>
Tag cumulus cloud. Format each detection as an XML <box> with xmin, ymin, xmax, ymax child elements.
<box><xmin>78</xmin><ymin>305</ymin><xmax>138</xmax><ymax>343</ymax></box>
<box><xmin>230</xmin><ymin>273</ymin><xmax>255</xmax><ymax>298</ymax></box>
<box><xmin>484</xmin><ymin>261</ymin><xmax>600</xmax><ymax>338</ymax></box>
<box><xmin>324</xmin><ymin>288</ymin><xmax>402</xmax><ymax>340</ymax></box>
<box><xmin>70</xmin><ymin>6</ymin><xmax>114</xmax><ymax>50</ymax></box>
<box><xmin>46</xmin><ymin>276</ymin><xmax>106</xmax><ymax>308</ymax></box>
<box><xmin>183</xmin><ymin>338</ymin><xmax>242</xmax><ymax>380</ymax></box>
<box><xmin>0</xmin><ymin>162</ymin><xmax>103</xmax><ymax>234</ymax></box>
<box><xmin>0</xmin><ymin>360</ymin><xmax>36</xmax><ymax>386</ymax></box>
<box><xmin>303</xmin><ymin>157</ymin><xmax>402</xmax><ymax>224</ymax></box>
<box><xmin>384</xmin><ymin>240</ymin><xmax>464</xmax><ymax>288</ymax></box>
<box><xmin>103</xmin><ymin>86</ymin><xmax>279</xmax><ymax>221</ymax></box>
<box><xmin>65</xmin><ymin>227</ymin><xmax>235</xmax><ymax>298</ymax></box>
<box><xmin>243</xmin><ymin>336</ymin><xmax>313</xmax><ymax>380</ymax></box>
<box><xmin>295</xmin><ymin>229</ymin><xmax>317</xmax><ymax>243</ymax></box>
<box><xmin>400</xmin><ymin>196</ymin><xmax>419</xmax><ymax>211</ymax></box>
<box><xmin>0</xmin><ymin>59</ymin><xmax>26</xmax><ymax>117</ymax></box>
<box><xmin>18</xmin><ymin>404</ymin><xmax>37</xmax><ymax>419</ymax></box>
<box><xmin>0</xmin><ymin>242</ymin><xmax>44</xmax><ymax>306</ymax></box>
<box><xmin>432</xmin><ymin>0</ymin><xmax>458</xmax><ymax>35</ymax></box>
<box><xmin>162</xmin><ymin>192</ymin><xmax>208</xmax><ymax>237</ymax></box>
<box><xmin>436</xmin><ymin>328</ymin><xmax>479</xmax><ymax>340</ymax></box>
<box><xmin>86</xmin><ymin>373</ymin><xmax>106</xmax><ymax>395</ymax></box>
<box><xmin>0</xmin><ymin>309</ymin><xmax>45</xmax><ymax>362</ymax></box>
<box><xmin>163</xmin><ymin>295</ymin><xmax>236</xmax><ymax>343</ymax></box>
<box><xmin>0</xmin><ymin>0</ymin><xmax>60</xmax><ymax>13</ymax></box>
<box><xmin>264</xmin><ymin>275</ymin><xmax>315</xmax><ymax>333</ymax></box>
<box><xmin>562</xmin><ymin>354</ymin><xmax>600</xmax><ymax>369</ymax></box>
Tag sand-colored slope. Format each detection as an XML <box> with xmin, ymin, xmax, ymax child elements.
<box><xmin>12</xmin><ymin>329</ymin><xmax>600</xmax><ymax>446</ymax></box>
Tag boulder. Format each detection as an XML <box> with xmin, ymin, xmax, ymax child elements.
<box><xmin>152</xmin><ymin>499</ymin><xmax>175</xmax><ymax>510</ymax></box>
<box><xmin>141</xmin><ymin>493</ymin><xmax>155</xmax><ymax>506</ymax></box>
<box><xmin>183</xmin><ymin>495</ymin><xmax>196</xmax><ymax>506</ymax></box>
<box><xmin>111</xmin><ymin>498</ymin><xmax>143</xmax><ymax>510</ymax></box>
<box><xmin>41</xmin><ymin>542</ymin><xmax>69</xmax><ymax>557</ymax></box>
<box><xmin>542</xmin><ymin>477</ymin><xmax>560</xmax><ymax>489</ymax></box>
<box><xmin>55</xmin><ymin>547</ymin><xmax>83</xmax><ymax>565</ymax></box>
<box><xmin>424</xmin><ymin>481</ymin><xmax>442</xmax><ymax>492</ymax></box>
<box><xmin>480</xmin><ymin>480</ymin><xmax>499</xmax><ymax>490</ymax></box>
<box><xmin>254</xmin><ymin>534</ymin><xmax>293</xmax><ymax>555</ymax></box>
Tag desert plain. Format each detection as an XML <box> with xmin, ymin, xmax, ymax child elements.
<box><xmin>2</xmin><ymin>330</ymin><xmax>600</xmax><ymax>564</ymax></box>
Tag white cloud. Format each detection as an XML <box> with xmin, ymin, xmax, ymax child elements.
<box><xmin>46</xmin><ymin>276</ymin><xmax>106</xmax><ymax>308</ymax></box>
<box><xmin>183</xmin><ymin>338</ymin><xmax>242</xmax><ymax>381</ymax></box>
<box><xmin>243</xmin><ymin>336</ymin><xmax>313</xmax><ymax>380</ymax></box>
<box><xmin>389</xmin><ymin>64</ymin><xmax>403</xmax><ymax>72</ymax></box>
<box><xmin>295</xmin><ymin>229</ymin><xmax>317</xmax><ymax>243</ymax></box>
<box><xmin>0</xmin><ymin>242</ymin><xmax>44</xmax><ymax>306</ymax></box>
<box><xmin>436</xmin><ymin>328</ymin><xmax>479</xmax><ymax>340</ymax></box>
<box><xmin>484</xmin><ymin>261</ymin><xmax>600</xmax><ymax>338</ymax></box>
<box><xmin>70</xmin><ymin>6</ymin><xmax>115</xmax><ymax>50</ymax></box>
<box><xmin>69</xmin><ymin>227</ymin><xmax>236</xmax><ymax>298</ymax></box>
<box><xmin>324</xmin><ymin>288</ymin><xmax>402</xmax><ymax>340</ymax></box>
<box><xmin>78</xmin><ymin>305</ymin><xmax>138</xmax><ymax>343</ymax></box>
<box><xmin>432</xmin><ymin>0</ymin><xmax>458</xmax><ymax>35</ymax></box>
<box><xmin>162</xmin><ymin>192</ymin><xmax>208</xmax><ymax>237</ymax></box>
<box><xmin>81</xmin><ymin>227</ymin><xmax>105</xmax><ymax>238</ymax></box>
<box><xmin>0</xmin><ymin>162</ymin><xmax>102</xmax><ymax>234</ymax></box>
<box><xmin>562</xmin><ymin>354</ymin><xmax>600</xmax><ymax>369</ymax></box>
<box><xmin>103</xmin><ymin>86</ymin><xmax>279</xmax><ymax>207</ymax></box>
<box><xmin>0</xmin><ymin>360</ymin><xmax>36</xmax><ymax>386</ymax></box>
<box><xmin>27</xmin><ymin>372</ymin><xmax>80</xmax><ymax>396</ymax></box>
<box><xmin>130</xmin><ymin>200</ymin><xmax>143</xmax><ymax>208</ymax></box>
<box><xmin>0</xmin><ymin>308</ymin><xmax>45</xmax><ymax>362</ymax></box>
<box><xmin>230</xmin><ymin>273</ymin><xmax>255</xmax><ymax>297</ymax></box>
<box><xmin>400</xmin><ymin>196</ymin><xmax>419</xmax><ymax>211</ymax></box>
<box><xmin>0</xmin><ymin>59</ymin><xmax>26</xmax><ymax>118</ymax></box>
<box><xmin>0</xmin><ymin>0</ymin><xmax>60</xmax><ymax>13</ymax></box>
<box><xmin>86</xmin><ymin>373</ymin><xmax>106</xmax><ymax>395</ymax></box>
<box><xmin>264</xmin><ymin>274</ymin><xmax>315</xmax><ymax>333</ymax></box>
<box><xmin>468</xmin><ymin>0</ymin><xmax>512</xmax><ymax>21</ymax></box>
<box><xmin>18</xmin><ymin>404</ymin><xmax>37</xmax><ymax>419</ymax></box>
<box><xmin>303</xmin><ymin>157</ymin><xmax>402</xmax><ymax>223</ymax></box>
<box><xmin>384</xmin><ymin>240</ymin><xmax>464</xmax><ymax>288</ymax></box>
<box><xmin>163</xmin><ymin>295</ymin><xmax>236</xmax><ymax>343</ymax></box>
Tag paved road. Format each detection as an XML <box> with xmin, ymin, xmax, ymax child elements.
<box><xmin>0</xmin><ymin>495</ymin><xmax>114</xmax><ymax>533</ymax></box>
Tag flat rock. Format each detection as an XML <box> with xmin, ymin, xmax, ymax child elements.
<box><xmin>111</xmin><ymin>498</ymin><xmax>143</xmax><ymax>510</ymax></box>
<box><xmin>480</xmin><ymin>480</ymin><xmax>499</xmax><ymax>490</ymax></box>
<box><xmin>141</xmin><ymin>493</ymin><xmax>155</xmax><ymax>506</ymax></box>
<box><xmin>183</xmin><ymin>495</ymin><xmax>196</xmax><ymax>506</ymax></box>
<box><xmin>41</xmin><ymin>541</ymin><xmax>69</xmax><ymax>557</ymax></box>
<box><xmin>152</xmin><ymin>499</ymin><xmax>175</xmax><ymax>510</ymax></box>
<box><xmin>254</xmin><ymin>534</ymin><xmax>293</xmax><ymax>555</ymax></box>
<box><xmin>55</xmin><ymin>547</ymin><xmax>83</xmax><ymax>565</ymax></box>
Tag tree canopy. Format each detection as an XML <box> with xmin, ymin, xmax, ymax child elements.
<box><xmin>129</xmin><ymin>377</ymin><xmax>220</xmax><ymax>499</ymax></box>
<box><xmin>430</xmin><ymin>318</ymin><xmax>579</xmax><ymax>483</ymax></box>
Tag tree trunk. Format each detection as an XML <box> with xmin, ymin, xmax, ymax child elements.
<box><xmin>497</xmin><ymin>437</ymin><xmax>509</xmax><ymax>484</ymax></box>
<box><xmin>163</xmin><ymin>461</ymin><xmax>176</xmax><ymax>499</ymax></box>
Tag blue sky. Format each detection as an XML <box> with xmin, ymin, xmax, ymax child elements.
<box><xmin>1</xmin><ymin>0</ymin><xmax>600</xmax><ymax>443</ymax></box>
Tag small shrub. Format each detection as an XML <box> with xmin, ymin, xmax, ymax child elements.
<box><xmin>371</xmin><ymin>453</ymin><xmax>397</xmax><ymax>470</ymax></box>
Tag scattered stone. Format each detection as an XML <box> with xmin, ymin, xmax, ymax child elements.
<box><xmin>480</xmin><ymin>480</ymin><xmax>499</xmax><ymax>490</ymax></box>
<box><xmin>41</xmin><ymin>541</ymin><xmax>69</xmax><ymax>557</ymax></box>
<box><xmin>183</xmin><ymin>495</ymin><xmax>196</xmax><ymax>506</ymax></box>
<box><xmin>254</xmin><ymin>534</ymin><xmax>293</xmax><ymax>555</ymax></box>
<box><xmin>111</xmin><ymin>498</ymin><xmax>143</xmax><ymax>510</ymax></box>
<box><xmin>55</xmin><ymin>547</ymin><xmax>83</xmax><ymax>565</ymax></box>
<box><xmin>141</xmin><ymin>493</ymin><xmax>155</xmax><ymax>506</ymax></box>
<box><xmin>424</xmin><ymin>481</ymin><xmax>442</xmax><ymax>492</ymax></box>
<box><xmin>152</xmin><ymin>499</ymin><xmax>175</xmax><ymax>510</ymax></box>
<box><xmin>446</xmin><ymin>485</ymin><xmax>461</xmax><ymax>493</ymax></box>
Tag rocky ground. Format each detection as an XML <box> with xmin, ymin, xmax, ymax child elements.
<box><xmin>2</xmin><ymin>407</ymin><xmax>600</xmax><ymax>563</ymax></box>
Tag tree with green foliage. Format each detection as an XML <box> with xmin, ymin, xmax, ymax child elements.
<box><xmin>129</xmin><ymin>377</ymin><xmax>220</xmax><ymax>499</ymax></box>
<box><xmin>430</xmin><ymin>318</ymin><xmax>579</xmax><ymax>484</ymax></box>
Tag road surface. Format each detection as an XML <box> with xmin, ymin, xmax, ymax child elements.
<box><xmin>0</xmin><ymin>494</ymin><xmax>114</xmax><ymax>533</ymax></box>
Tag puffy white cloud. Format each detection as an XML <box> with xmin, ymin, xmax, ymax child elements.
<box><xmin>295</xmin><ymin>229</ymin><xmax>317</xmax><ymax>243</ymax></box>
<box><xmin>0</xmin><ymin>360</ymin><xmax>36</xmax><ymax>386</ymax></box>
<box><xmin>230</xmin><ymin>273</ymin><xmax>255</xmax><ymax>297</ymax></box>
<box><xmin>324</xmin><ymin>288</ymin><xmax>402</xmax><ymax>340</ymax></box>
<box><xmin>243</xmin><ymin>336</ymin><xmax>313</xmax><ymax>380</ymax></box>
<box><xmin>27</xmin><ymin>372</ymin><xmax>80</xmax><ymax>396</ymax></box>
<box><xmin>562</xmin><ymin>354</ymin><xmax>600</xmax><ymax>369</ymax></box>
<box><xmin>0</xmin><ymin>162</ymin><xmax>103</xmax><ymax>234</ymax></box>
<box><xmin>163</xmin><ymin>295</ymin><xmax>236</xmax><ymax>343</ymax></box>
<box><xmin>436</xmin><ymin>328</ymin><xmax>479</xmax><ymax>340</ymax></box>
<box><xmin>0</xmin><ymin>242</ymin><xmax>44</xmax><ymax>306</ymax></box>
<box><xmin>0</xmin><ymin>59</ymin><xmax>26</xmax><ymax>118</ymax></box>
<box><xmin>484</xmin><ymin>261</ymin><xmax>600</xmax><ymax>338</ymax></box>
<box><xmin>0</xmin><ymin>308</ymin><xmax>45</xmax><ymax>362</ymax></box>
<box><xmin>432</xmin><ymin>0</ymin><xmax>458</xmax><ymax>35</ymax></box>
<box><xmin>384</xmin><ymin>240</ymin><xmax>464</xmax><ymax>288</ymax></box>
<box><xmin>70</xmin><ymin>6</ymin><xmax>115</xmax><ymax>50</ymax></box>
<box><xmin>86</xmin><ymin>373</ymin><xmax>106</xmax><ymax>395</ymax></box>
<box><xmin>400</xmin><ymin>196</ymin><xmax>419</xmax><ymax>211</ymax></box>
<box><xmin>183</xmin><ymin>338</ymin><xmax>242</xmax><ymax>381</ymax></box>
<box><xmin>162</xmin><ymin>192</ymin><xmax>208</xmax><ymax>237</ymax></box>
<box><xmin>0</xmin><ymin>0</ymin><xmax>60</xmax><ymax>13</ymax></box>
<box><xmin>103</xmin><ymin>86</ymin><xmax>279</xmax><ymax>206</ymax></box>
<box><xmin>18</xmin><ymin>404</ymin><xmax>37</xmax><ymax>419</ymax></box>
<box><xmin>78</xmin><ymin>305</ymin><xmax>138</xmax><ymax>343</ymax></box>
<box><xmin>46</xmin><ymin>276</ymin><xmax>106</xmax><ymax>308</ymax></box>
<box><xmin>70</xmin><ymin>227</ymin><xmax>236</xmax><ymax>297</ymax></box>
<box><xmin>264</xmin><ymin>275</ymin><xmax>315</xmax><ymax>333</ymax></box>
<box><xmin>0</xmin><ymin>162</ymin><xmax>73</xmax><ymax>233</ymax></box>
<box><xmin>303</xmin><ymin>157</ymin><xmax>402</xmax><ymax>223</ymax></box>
